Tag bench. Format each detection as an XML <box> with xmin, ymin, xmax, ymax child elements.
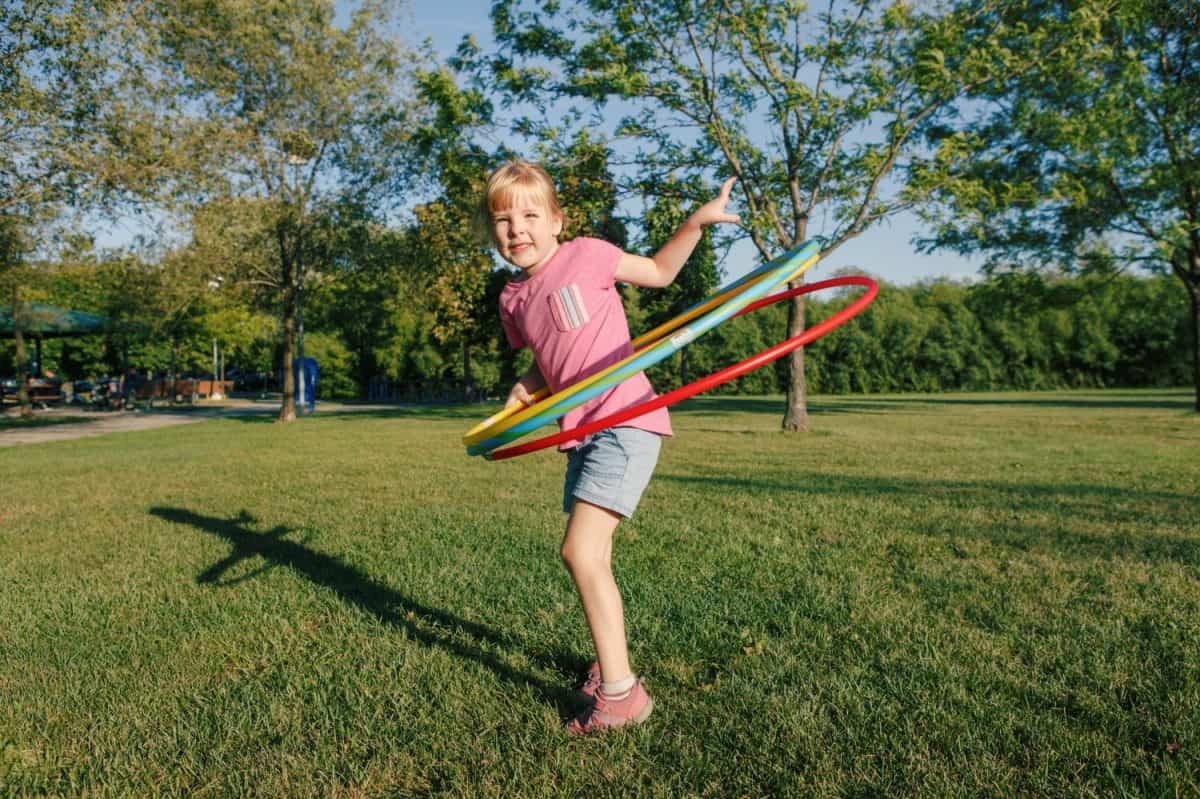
<box><xmin>27</xmin><ymin>385</ymin><xmax>64</xmax><ymax>407</ymax></box>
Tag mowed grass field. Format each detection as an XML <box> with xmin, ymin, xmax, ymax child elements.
<box><xmin>1</xmin><ymin>390</ymin><xmax>1197</xmax><ymax>798</ymax></box>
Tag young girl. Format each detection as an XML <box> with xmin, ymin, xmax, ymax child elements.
<box><xmin>481</xmin><ymin>159</ymin><xmax>739</xmax><ymax>734</ymax></box>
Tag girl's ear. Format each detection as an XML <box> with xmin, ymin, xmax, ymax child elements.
<box><xmin>553</xmin><ymin>212</ymin><xmax>564</xmax><ymax>238</ymax></box>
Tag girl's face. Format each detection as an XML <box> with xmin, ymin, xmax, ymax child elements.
<box><xmin>491</xmin><ymin>190</ymin><xmax>563</xmax><ymax>275</ymax></box>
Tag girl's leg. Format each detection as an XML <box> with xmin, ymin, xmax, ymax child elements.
<box><xmin>560</xmin><ymin>499</ymin><xmax>631</xmax><ymax>683</ymax></box>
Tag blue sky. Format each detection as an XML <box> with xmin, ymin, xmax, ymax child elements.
<box><xmin>404</xmin><ymin>0</ymin><xmax>987</xmax><ymax>285</ymax></box>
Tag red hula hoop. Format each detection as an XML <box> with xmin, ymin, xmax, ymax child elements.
<box><xmin>486</xmin><ymin>275</ymin><xmax>878</xmax><ymax>461</ymax></box>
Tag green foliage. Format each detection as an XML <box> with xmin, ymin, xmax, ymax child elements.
<box><xmin>120</xmin><ymin>0</ymin><xmax>426</xmax><ymax>419</ymax></box>
<box><xmin>407</xmin><ymin>63</ymin><xmax>504</xmax><ymax>392</ymax></box>
<box><xmin>923</xmin><ymin>0</ymin><xmax>1198</xmax><ymax>270</ymax></box>
<box><xmin>372</xmin><ymin>304</ymin><xmax>445</xmax><ymax>385</ymax></box>
<box><xmin>202</xmin><ymin>306</ymin><xmax>278</xmax><ymax>375</ymax></box>
<box><xmin>473</xmin><ymin>0</ymin><xmax>1084</xmax><ymax>427</ymax></box>
<box><xmin>540</xmin><ymin>132</ymin><xmax>627</xmax><ymax>247</ymax></box>
<box><xmin>9</xmin><ymin>242</ymin><xmax>1190</xmax><ymax>401</ymax></box>
<box><xmin>803</xmin><ymin>270</ymin><xmax>1188</xmax><ymax>394</ymax></box>
<box><xmin>919</xmin><ymin>0</ymin><xmax>1200</xmax><ymax>408</ymax></box>
<box><xmin>1</xmin><ymin>0</ymin><xmax>125</xmax><ymax>228</ymax></box>
<box><xmin>301</xmin><ymin>331</ymin><xmax>356</xmax><ymax>399</ymax></box>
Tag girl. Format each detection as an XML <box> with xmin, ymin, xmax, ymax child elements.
<box><xmin>482</xmin><ymin>159</ymin><xmax>738</xmax><ymax>734</ymax></box>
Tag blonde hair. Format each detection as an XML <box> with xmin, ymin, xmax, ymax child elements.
<box><xmin>475</xmin><ymin>159</ymin><xmax>563</xmax><ymax>241</ymax></box>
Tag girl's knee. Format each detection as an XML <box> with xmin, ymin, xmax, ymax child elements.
<box><xmin>560</xmin><ymin>540</ymin><xmax>584</xmax><ymax>571</ymax></box>
<box><xmin>560</xmin><ymin>540</ymin><xmax>609</xmax><ymax>577</ymax></box>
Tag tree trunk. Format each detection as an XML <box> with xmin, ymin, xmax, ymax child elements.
<box><xmin>12</xmin><ymin>284</ymin><xmax>33</xmax><ymax>419</ymax></box>
<box><xmin>279</xmin><ymin>254</ymin><xmax>298</xmax><ymax>422</ymax></box>
<box><xmin>462</xmin><ymin>339</ymin><xmax>473</xmax><ymax>400</ymax></box>
<box><xmin>280</xmin><ymin>296</ymin><xmax>297</xmax><ymax>422</ymax></box>
<box><xmin>357</xmin><ymin>332</ymin><xmax>373</xmax><ymax>400</ymax></box>
<box><xmin>1186</xmin><ymin>251</ymin><xmax>1200</xmax><ymax>413</ymax></box>
<box><xmin>783</xmin><ymin>285</ymin><xmax>809</xmax><ymax>432</ymax></box>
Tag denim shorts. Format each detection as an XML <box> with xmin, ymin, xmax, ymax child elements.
<box><xmin>563</xmin><ymin>427</ymin><xmax>662</xmax><ymax>519</ymax></box>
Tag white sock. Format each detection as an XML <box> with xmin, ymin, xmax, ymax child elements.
<box><xmin>601</xmin><ymin>675</ymin><xmax>637</xmax><ymax>699</ymax></box>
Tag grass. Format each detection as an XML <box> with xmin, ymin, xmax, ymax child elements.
<box><xmin>1</xmin><ymin>388</ymin><xmax>1197</xmax><ymax>798</ymax></box>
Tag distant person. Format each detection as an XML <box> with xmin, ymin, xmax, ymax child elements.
<box><xmin>480</xmin><ymin>159</ymin><xmax>739</xmax><ymax>734</ymax></box>
<box><xmin>123</xmin><ymin>367</ymin><xmax>144</xmax><ymax>406</ymax></box>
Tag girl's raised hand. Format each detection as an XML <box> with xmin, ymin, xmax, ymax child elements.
<box><xmin>690</xmin><ymin>177</ymin><xmax>741</xmax><ymax>228</ymax></box>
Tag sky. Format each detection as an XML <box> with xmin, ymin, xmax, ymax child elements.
<box><xmin>403</xmin><ymin>0</ymin><xmax>988</xmax><ymax>285</ymax></box>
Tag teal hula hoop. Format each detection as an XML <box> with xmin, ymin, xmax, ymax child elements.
<box><xmin>467</xmin><ymin>239</ymin><xmax>821</xmax><ymax>457</ymax></box>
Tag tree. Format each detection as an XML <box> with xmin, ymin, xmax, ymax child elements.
<box><xmin>131</xmin><ymin>0</ymin><xmax>424</xmax><ymax>421</ymax></box>
<box><xmin>0</xmin><ymin>220</ymin><xmax>35</xmax><ymax>417</ymax></box>
<box><xmin>1</xmin><ymin>0</ymin><xmax>124</xmax><ymax>229</ymax></box>
<box><xmin>2</xmin><ymin>0</ymin><xmax>127</xmax><ymax>417</ymax></box>
<box><xmin>920</xmin><ymin>0</ymin><xmax>1200</xmax><ymax>410</ymax></box>
<box><xmin>407</xmin><ymin>66</ymin><xmax>499</xmax><ymax>397</ymax></box>
<box><xmin>409</xmin><ymin>63</ymin><xmax>632</xmax><ymax>398</ymax></box>
<box><xmin>477</xmin><ymin>0</ymin><xmax>1083</xmax><ymax>430</ymax></box>
<box><xmin>302</xmin><ymin>202</ymin><xmax>408</xmax><ymax>394</ymax></box>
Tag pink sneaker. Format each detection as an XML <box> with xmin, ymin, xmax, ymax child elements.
<box><xmin>565</xmin><ymin>680</ymin><xmax>654</xmax><ymax>735</ymax></box>
<box><xmin>576</xmin><ymin>661</ymin><xmax>601</xmax><ymax>703</ymax></box>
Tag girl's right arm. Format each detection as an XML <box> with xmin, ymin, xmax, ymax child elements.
<box><xmin>614</xmin><ymin>177</ymin><xmax>740</xmax><ymax>288</ymax></box>
<box><xmin>506</xmin><ymin>362</ymin><xmax>546</xmax><ymax>409</ymax></box>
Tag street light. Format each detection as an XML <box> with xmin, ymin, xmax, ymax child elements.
<box><xmin>208</xmin><ymin>275</ymin><xmax>225</xmax><ymax>400</ymax></box>
<box><xmin>283</xmin><ymin>132</ymin><xmax>315</xmax><ymax>417</ymax></box>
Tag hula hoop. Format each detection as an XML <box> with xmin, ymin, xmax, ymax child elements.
<box><xmin>464</xmin><ymin>240</ymin><xmax>821</xmax><ymax>455</ymax></box>
<box><xmin>463</xmin><ymin>241</ymin><xmax>819</xmax><ymax>451</ymax></box>
<box><xmin>482</xmin><ymin>275</ymin><xmax>877</xmax><ymax>460</ymax></box>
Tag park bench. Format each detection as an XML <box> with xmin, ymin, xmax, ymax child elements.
<box><xmin>27</xmin><ymin>385</ymin><xmax>64</xmax><ymax>408</ymax></box>
<box><xmin>135</xmin><ymin>378</ymin><xmax>235</xmax><ymax>406</ymax></box>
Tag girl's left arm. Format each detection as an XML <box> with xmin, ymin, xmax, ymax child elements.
<box><xmin>615</xmin><ymin>177</ymin><xmax>740</xmax><ymax>288</ymax></box>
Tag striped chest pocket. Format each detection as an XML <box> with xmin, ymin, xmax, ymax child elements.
<box><xmin>547</xmin><ymin>283</ymin><xmax>591</xmax><ymax>332</ymax></box>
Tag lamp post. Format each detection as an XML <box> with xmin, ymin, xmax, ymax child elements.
<box><xmin>285</xmin><ymin>141</ymin><xmax>313</xmax><ymax>416</ymax></box>
<box><xmin>296</xmin><ymin>274</ymin><xmax>307</xmax><ymax>414</ymax></box>
<box><xmin>207</xmin><ymin>276</ymin><xmax>224</xmax><ymax>400</ymax></box>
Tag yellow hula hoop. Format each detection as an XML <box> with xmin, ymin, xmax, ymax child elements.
<box><xmin>462</xmin><ymin>248</ymin><xmax>819</xmax><ymax>449</ymax></box>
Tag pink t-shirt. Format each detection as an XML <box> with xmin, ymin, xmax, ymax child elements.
<box><xmin>499</xmin><ymin>236</ymin><xmax>673</xmax><ymax>450</ymax></box>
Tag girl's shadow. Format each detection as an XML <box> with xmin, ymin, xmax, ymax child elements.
<box><xmin>149</xmin><ymin>506</ymin><xmax>586</xmax><ymax>716</ymax></box>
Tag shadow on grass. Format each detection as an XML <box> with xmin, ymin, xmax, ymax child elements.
<box><xmin>888</xmin><ymin>392</ymin><xmax>1193</xmax><ymax>412</ymax></box>
<box><xmin>206</xmin><ymin>390</ymin><xmax>1193</xmax><ymax>428</ymax></box>
<box><xmin>670</xmin><ymin>390</ymin><xmax>1194</xmax><ymax>416</ymax></box>
<box><xmin>657</xmin><ymin>472</ymin><xmax>1200</xmax><ymax>566</ymax></box>
<box><xmin>149</xmin><ymin>506</ymin><xmax>587</xmax><ymax>716</ymax></box>
<box><xmin>686</xmin><ymin>388</ymin><xmax>1190</xmax><ymax>412</ymax></box>
<box><xmin>0</xmin><ymin>414</ymin><xmax>99</xmax><ymax>431</ymax></box>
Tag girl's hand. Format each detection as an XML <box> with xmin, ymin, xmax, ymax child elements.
<box><xmin>505</xmin><ymin>364</ymin><xmax>545</xmax><ymax>409</ymax></box>
<box><xmin>505</xmin><ymin>381</ymin><xmax>534</xmax><ymax>409</ymax></box>
<box><xmin>689</xmin><ymin>177</ymin><xmax>741</xmax><ymax>229</ymax></box>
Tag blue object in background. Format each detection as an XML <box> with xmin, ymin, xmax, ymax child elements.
<box><xmin>292</xmin><ymin>357</ymin><xmax>318</xmax><ymax>411</ymax></box>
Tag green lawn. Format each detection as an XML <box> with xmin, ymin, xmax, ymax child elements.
<box><xmin>1</xmin><ymin>390</ymin><xmax>1197</xmax><ymax>798</ymax></box>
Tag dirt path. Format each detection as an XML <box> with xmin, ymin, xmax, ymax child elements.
<box><xmin>0</xmin><ymin>401</ymin><xmax>394</xmax><ymax>448</ymax></box>
<box><xmin>0</xmin><ymin>403</ymin><xmax>271</xmax><ymax>448</ymax></box>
